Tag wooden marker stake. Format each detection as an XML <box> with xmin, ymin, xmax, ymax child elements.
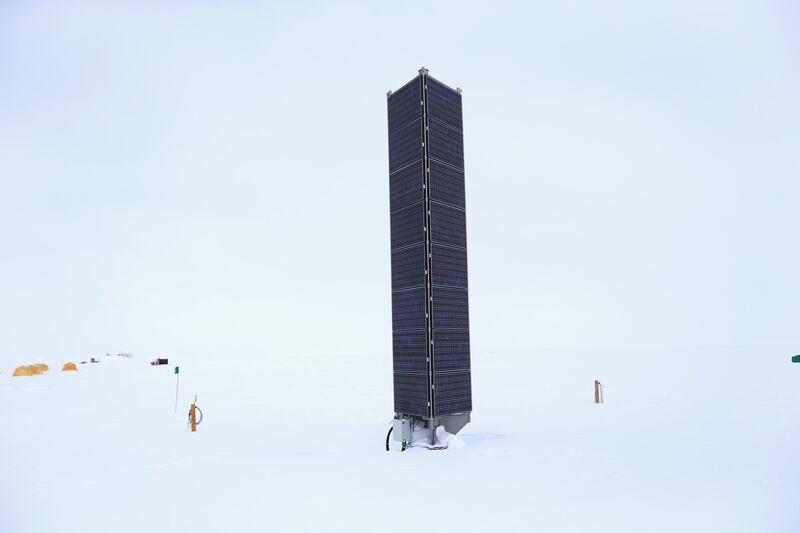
<box><xmin>594</xmin><ymin>380</ymin><xmax>603</xmax><ymax>404</ymax></box>
<box><xmin>190</xmin><ymin>401</ymin><xmax>197</xmax><ymax>432</ymax></box>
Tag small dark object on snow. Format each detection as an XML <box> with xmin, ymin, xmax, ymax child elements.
<box><xmin>90</xmin><ymin>357</ymin><xmax>98</xmax><ymax>363</ymax></box>
<box><xmin>80</xmin><ymin>361</ymin><xmax>87</xmax><ymax>365</ymax></box>
<box><xmin>150</xmin><ymin>358</ymin><xmax>169</xmax><ymax>366</ymax></box>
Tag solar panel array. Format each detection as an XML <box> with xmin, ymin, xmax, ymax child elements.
<box><xmin>388</xmin><ymin>77</ymin><xmax>428</xmax><ymax>416</ymax></box>
<box><xmin>387</xmin><ymin>71</ymin><xmax>471</xmax><ymax>418</ymax></box>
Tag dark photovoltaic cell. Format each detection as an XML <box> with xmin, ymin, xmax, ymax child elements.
<box><xmin>427</xmin><ymin>118</ymin><xmax>464</xmax><ymax>169</ymax></box>
<box><xmin>393</xmin><ymin>330</ymin><xmax>428</xmax><ymax>373</ymax></box>
<box><xmin>431</xmin><ymin>287</ymin><xmax>469</xmax><ymax>330</ymax></box>
<box><xmin>429</xmin><ymin>160</ymin><xmax>465</xmax><ymax>208</ymax></box>
<box><xmin>433</xmin><ymin>330</ymin><xmax>470</xmax><ymax>372</ymax></box>
<box><xmin>390</xmin><ymin>160</ymin><xmax>424</xmax><ymax>212</ymax></box>
<box><xmin>434</xmin><ymin>371</ymin><xmax>472</xmax><ymax>414</ymax></box>
<box><xmin>431</xmin><ymin>244</ymin><xmax>467</xmax><ymax>289</ymax></box>
<box><xmin>394</xmin><ymin>372</ymin><xmax>428</xmax><ymax>416</ymax></box>
<box><xmin>426</xmin><ymin>77</ymin><xmax>462</xmax><ymax>130</ymax></box>
<box><xmin>430</xmin><ymin>202</ymin><xmax>467</xmax><ymax>248</ymax></box>
<box><xmin>390</xmin><ymin>202</ymin><xmax>425</xmax><ymax>250</ymax></box>
<box><xmin>391</xmin><ymin>287</ymin><xmax>427</xmax><ymax>331</ymax></box>
<box><xmin>391</xmin><ymin>244</ymin><xmax>426</xmax><ymax>291</ymax></box>
<box><xmin>388</xmin><ymin>79</ymin><xmax>422</xmax><ymax>134</ymax></box>
<box><xmin>388</xmin><ymin>118</ymin><xmax>423</xmax><ymax>172</ymax></box>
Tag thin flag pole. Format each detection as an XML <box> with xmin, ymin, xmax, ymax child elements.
<box><xmin>174</xmin><ymin>366</ymin><xmax>180</xmax><ymax>413</ymax></box>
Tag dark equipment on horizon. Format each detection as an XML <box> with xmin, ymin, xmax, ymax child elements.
<box><xmin>385</xmin><ymin>68</ymin><xmax>472</xmax><ymax>450</ymax></box>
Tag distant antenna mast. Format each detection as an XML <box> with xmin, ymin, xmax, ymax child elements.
<box><xmin>174</xmin><ymin>366</ymin><xmax>180</xmax><ymax>413</ymax></box>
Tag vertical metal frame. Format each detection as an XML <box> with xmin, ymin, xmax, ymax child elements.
<box><xmin>419</xmin><ymin>68</ymin><xmax>435</xmax><ymax>419</ymax></box>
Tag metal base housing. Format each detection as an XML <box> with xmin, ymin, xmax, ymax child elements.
<box><xmin>393</xmin><ymin>412</ymin><xmax>471</xmax><ymax>447</ymax></box>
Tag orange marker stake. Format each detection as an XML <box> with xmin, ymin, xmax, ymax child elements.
<box><xmin>190</xmin><ymin>402</ymin><xmax>197</xmax><ymax>432</ymax></box>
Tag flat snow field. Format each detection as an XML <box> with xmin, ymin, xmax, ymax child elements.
<box><xmin>1</xmin><ymin>346</ymin><xmax>798</xmax><ymax>533</ymax></box>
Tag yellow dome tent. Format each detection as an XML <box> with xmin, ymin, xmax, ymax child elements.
<box><xmin>13</xmin><ymin>365</ymin><xmax>34</xmax><ymax>377</ymax></box>
<box><xmin>12</xmin><ymin>364</ymin><xmax>50</xmax><ymax>377</ymax></box>
<box><xmin>62</xmin><ymin>362</ymin><xmax>78</xmax><ymax>372</ymax></box>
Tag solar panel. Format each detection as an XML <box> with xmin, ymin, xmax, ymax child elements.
<box><xmin>429</xmin><ymin>160</ymin><xmax>465</xmax><ymax>208</ymax></box>
<box><xmin>390</xmin><ymin>160</ymin><xmax>425</xmax><ymax>212</ymax></box>
<box><xmin>431</xmin><ymin>243</ymin><xmax>467</xmax><ymax>289</ymax></box>
<box><xmin>434</xmin><ymin>371</ymin><xmax>472</xmax><ymax>414</ymax></box>
<box><xmin>390</xmin><ymin>201</ymin><xmax>425</xmax><ymax>250</ymax></box>
<box><xmin>427</xmin><ymin>118</ymin><xmax>463</xmax><ymax>169</ymax></box>
<box><xmin>433</xmin><ymin>330</ymin><xmax>470</xmax><ymax>372</ymax></box>
<box><xmin>426</xmin><ymin>76</ymin><xmax>462</xmax><ymax>130</ymax></box>
<box><xmin>388</xmin><ymin>118</ymin><xmax>423</xmax><ymax>172</ymax></box>
<box><xmin>394</xmin><ymin>372</ymin><xmax>428</xmax><ymax>416</ymax></box>
<box><xmin>430</xmin><ymin>202</ymin><xmax>467</xmax><ymax>248</ymax></box>
<box><xmin>431</xmin><ymin>287</ymin><xmax>469</xmax><ymax>330</ymax></box>
<box><xmin>391</xmin><ymin>287</ymin><xmax>427</xmax><ymax>331</ymax></box>
<box><xmin>392</xmin><ymin>243</ymin><xmax>426</xmax><ymax>291</ymax></box>
<box><xmin>387</xmin><ymin>78</ymin><xmax>422</xmax><ymax>134</ymax></box>
<box><xmin>393</xmin><ymin>330</ymin><xmax>428</xmax><ymax>373</ymax></box>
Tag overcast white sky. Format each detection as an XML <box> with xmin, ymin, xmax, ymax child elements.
<box><xmin>0</xmin><ymin>1</ymin><xmax>798</xmax><ymax>363</ymax></box>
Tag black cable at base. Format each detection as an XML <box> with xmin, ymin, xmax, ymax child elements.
<box><xmin>385</xmin><ymin>426</ymin><xmax>393</xmax><ymax>451</ymax></box>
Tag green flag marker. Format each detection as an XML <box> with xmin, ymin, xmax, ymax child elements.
<box><xmin>792</xmin><ymin>355</ymin><xmax>800</xmax><ymax>364</ymax></box>
<box><xmin>175</xmin><ymin>366</ymin><xmax>180</xmax><ymax>374</ymax></box>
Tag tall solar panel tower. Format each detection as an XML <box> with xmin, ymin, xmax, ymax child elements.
<box><xmin>387</xmin><ymin>68</ymin><xmax>471</xmax><ymax>445</ymax></box>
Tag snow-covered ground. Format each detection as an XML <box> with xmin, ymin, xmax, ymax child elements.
<box><xmin>1</xmin><ymin>345</ymin><xmax>798</xmax><ymax>532</ymax></box>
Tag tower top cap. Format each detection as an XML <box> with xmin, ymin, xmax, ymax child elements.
<box><xmin>418</xmin><ymin>67</ymin><xmax>429</xmax><ymax>76</ymax></box>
